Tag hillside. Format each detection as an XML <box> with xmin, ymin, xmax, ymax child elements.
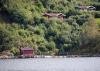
<box><xmin>0</xmin><ymin>0</ymin><xmax>100</xmax><ymax>55</ymax></box>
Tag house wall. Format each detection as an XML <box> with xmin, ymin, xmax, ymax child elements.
<box><xmin>20</xmin><ymin>50</ymin><xmax>34</xmax><ymax>57</ymax></box>
<box><xmin>21</xmin><ymin>50</ymin><xmax>33</xmax><ymax>55</ymax></box>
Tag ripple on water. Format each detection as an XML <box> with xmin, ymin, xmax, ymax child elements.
<box><xmin>0</xmin><ymin>57</ymin><xmax>100</xmax><ymax>71</ymax></box>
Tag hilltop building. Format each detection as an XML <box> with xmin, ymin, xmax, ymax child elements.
<box><xmin>43</xmin><ymin>12</ymin><xmax>66</xmax><ymax>20</ymax></box>
<box><xmin>75</xmin><ymin>6</ymin><xmax>96</xmax><ymax>11</ymax></box>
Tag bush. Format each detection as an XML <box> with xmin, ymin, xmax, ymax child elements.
<box><xmin>10</xmin><ymin>47</ymin><xmax>20</xmax><ymax>55</ymax></box>
<box><xmin>0</xmin><ymin>25</ymin><xmax>12</xmax><ymax>51</ymax></box>
<box><xmin>46</xmin><ymin>41</ymin><xmax>56</xmax><ymax>51</ymax></box>
<box><xmin>95</xmin><ymin>11</ymin><xmax>100</xmax><ymax>18</ymax></box>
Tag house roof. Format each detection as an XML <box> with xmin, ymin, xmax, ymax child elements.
<box><xmin>20</xmin><ymin>47</ymin><xmax>33</xmax><ymax>51</ymax></box>
<box><xmin>43</xmin><ymin>13</ymin><xmax>66</xmax><ymax>17</ymax></box>
<box><xmin>75</xmin><ymin>6</ymin><xmax>96</xmax><ymax>10</ymax></box>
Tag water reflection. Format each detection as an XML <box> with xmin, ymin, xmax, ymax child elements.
<box><xmin>0</xmin><ymin>57</ymin><xmax>100</xmax><ymax>71</ymax></box>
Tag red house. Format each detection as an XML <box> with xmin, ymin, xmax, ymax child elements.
<box><xmin>20</xmin><ymin>47</ymin><xmax>34</xmax><ymax>58</ymax></box>
<box><xmin>75</xmin><ymin>6</ymin><xmax>96</xmax><ymax>11</ymax></box>
<box><xmin>43</xmin><ymin>13</ymin><xmax>66</xmax><ymax>20</ymax></box>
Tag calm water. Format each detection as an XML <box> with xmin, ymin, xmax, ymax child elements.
<box><xmin>0</xmin><ymin>57</ymin><xmax>100</xmax><ymax>71</ymax></box>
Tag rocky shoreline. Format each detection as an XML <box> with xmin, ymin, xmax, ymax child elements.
<box><xmin>0</xmin><ymin>54</ymin><xmax>100</xmax><ymax>59</ymax></box>
<box><xmin>0</xmin><ymin>51</ymin><xmax>14</xmax><ymax>59</ymax></box>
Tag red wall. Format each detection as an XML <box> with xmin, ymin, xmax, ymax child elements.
<box><xmin>21</xmin><ymin>50</ymin><xmax>33</xmax><ymax>55</ymax></box>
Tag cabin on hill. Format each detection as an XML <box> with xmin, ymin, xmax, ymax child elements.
<box><xmin>75</xmin><ymin>6</ymin><xmax>96</xmax><ymax>11</ymax></box>
<box><xmin>20</xmin><ymin>47</ymin><xmax>34</xmax><ymax>58</ymax></box>
<box><xmin>43</xmin><ymin>13</ymin><xmax>66</xmax><ymax>20</ymax></box>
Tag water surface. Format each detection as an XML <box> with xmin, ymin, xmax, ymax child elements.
<box><xmin>0</xmin><ymin>57</ymin><xmax>100</xmax><ymax>71</ymax></box>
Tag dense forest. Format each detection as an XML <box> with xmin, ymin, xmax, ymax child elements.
<box><xmin>0</xmin><ymin>0</ymin><xmax>100</xmax><ymax>55</ymax></box>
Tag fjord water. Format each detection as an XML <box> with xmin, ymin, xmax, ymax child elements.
<box><xmin>0</xmin><ymin>57</ymin><xmax>100</xmax><ymax>71</ymax></box>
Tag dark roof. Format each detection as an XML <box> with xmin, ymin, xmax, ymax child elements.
<box><xmin>20</xmin><ymin>47</ymin><xmax>33</xmax><ymax>51</ymax></box>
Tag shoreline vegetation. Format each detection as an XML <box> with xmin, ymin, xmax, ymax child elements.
<box><xmin>0</xmin><ymin>50</ymin><xmax>100</xmax><ymax>59</ymax></box>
